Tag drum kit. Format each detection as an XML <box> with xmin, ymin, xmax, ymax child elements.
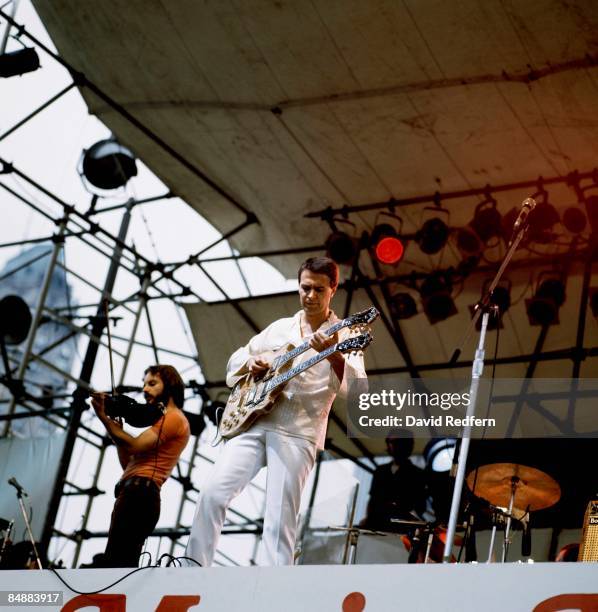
<box><xmin>328</xmin><ymin>461</ymin><xmax>561</xmax><ymax>565</ymax></box>
<box><xmin>466</xmin><ymin>462</ymin><xmax>561</xmax><ymax>563</ymax></box>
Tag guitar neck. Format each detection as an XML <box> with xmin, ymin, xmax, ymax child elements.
<box><xmin>276</xmin><ymin>319</ymin><xmax>346</xmax><ymax>369</ymax></box>
<box><xmin>266</xmin><ymin>343</ymin><xmax>339</xmax><ymax>393</ymax></box>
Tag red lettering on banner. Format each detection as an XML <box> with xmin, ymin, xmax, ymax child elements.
<box><xmin>61</xmin><ymin>594</ymin><xmax>126</xmax><ymax>611</ymax></box>
<box><xmin>155</xmin><ymin>595</ymin><xmax>201</xmax><ymax>610</ymax></box>
<box><xmin>533</xmin><ymin>594</ymin><xmax>598</xmax><ymax>611</ymax></box>
<box><xmin>342</xmin><ymin>592</ymin><xmax>366</xmax><ymax>612</ymax></box>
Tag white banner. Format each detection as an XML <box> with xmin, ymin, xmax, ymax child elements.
<box><xmin>0</xmin><ymin>563</ymin><xmax>597</xmax><ymax>611</ymax></box>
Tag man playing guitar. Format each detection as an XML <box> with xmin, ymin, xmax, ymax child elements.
<box><xmin>185</xmin><ymin>256</ymin><xmax>367</xmax><ymax>566</ymax></box>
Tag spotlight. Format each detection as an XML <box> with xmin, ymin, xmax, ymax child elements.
<box><xmin>471</xmin><ymin>199</ymin><xmax>502</xmax><ymax>243</ymax></box>
<box><xmin>325</xmin><ymin>231</ymin><xmax>358</xmax><ymax>265</ymax></box>
<box><xmin>424</xmin><ymin>438</ymin><xmax>456</xmax><ymax>472</ymax></box>
<box><xmin>390</xmin><ymin>292</ymin><xmax>417</xmax><ymax>320</ymax></box>
<box><xmin>80</xmin><ymin>138</ymin><xmax>138</xmax><ymax>191</ymax></box>
<box><xmin>455</xmin><ymin>226</ymin><xmax>483</xmax><ymax>257</ymax></box>
<box><xmin>472</xmin><ymin>281</ymin><xmax>511</xmax><ymax>331</ymax></box>
<box><xmin>0</xmin><ymin>48</ymin><xmax>40</xmax><ymax>78</ymax></box>
<box><xmin>416</xmin><ymin>218</ymin><xmax>449</xmax><ymax>255</ymax></box>
<box><xmin>371</xmin><ymin>224</ymin><xmax>404</xmax><ymax>265</ymax></box>
<box><xmin>420</xmin><ymin>274</ymin><xmax>456</xmax><ymax>324</ymax></box>
<box><xmin>526</xmin><ymin>278</ymin><xmax>566</xmax><ymax>326</ymax></box>
<box><xmin>0</xmin><ymin>295</ymin><xmax>32</xmax><ymax>344</ymax></box>
<box><xmin>527</xmin><ymin>197</ymin><xmax>560</xmax><ymax>243</ymax></box>
<box><xmin>490</xmin><ymin>285</ymin><xmax>511</xmax><ymax>313</ymax></box>
<box><xmin>562</xmin><ymin>207</ymin><xmax>587</xmax><ymax>234</ymax></box>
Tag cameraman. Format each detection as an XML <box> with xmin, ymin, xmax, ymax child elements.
<box><xmin>91</xmin><ymin>365</ymin><xmax>190</xmax><ymax>567</ymax></box>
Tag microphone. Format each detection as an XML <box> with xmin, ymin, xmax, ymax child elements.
<box><xmin>509</xmin><ymin>197</ymin><xmax>537</xmax><ymax>244</ymax></box>
<box><xmin>8</xmin><ymin>477</ymin><xmax>27</xmax><ymax>497</ymax></box>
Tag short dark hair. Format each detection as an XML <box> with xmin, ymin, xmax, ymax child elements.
<box><xmin>298</xmin><ymin>256</ymin><xmax>339</xmax><ymax>289</ymax></box>
<box><xmin>144</xmin><ymin>365</ymin><xmax>185</xmax><ymax>408</ymax></box>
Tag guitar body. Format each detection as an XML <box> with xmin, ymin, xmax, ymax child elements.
<box><xmin>217</xmin><ymin>306</ymin><xmax>379</xmax><ymax>440</ymax></box>
<box><xmin>220</xmin><ymin>344</ymin><xmax>295</xmax><ymax>438</ymax></box>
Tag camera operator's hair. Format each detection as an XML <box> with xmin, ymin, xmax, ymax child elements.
<box><xmin>144</xmin><ymin>365</ymin><xmax>185</xmax><ymax>408</ymax></box>
<box><xmin>298</xmin><ymin>256</ymin><xmax>339</xmax><ymax>289</ymax></box>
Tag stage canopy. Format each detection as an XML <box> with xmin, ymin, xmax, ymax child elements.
<box><xmin>31</xmin><ymin>1</ymin><xmax>598</xmax><ymax>466</ymax></box>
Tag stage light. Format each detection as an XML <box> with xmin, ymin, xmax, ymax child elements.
<box><xmin>325</xmin><ymin>231</ymin><xmax>358</xmax><ymax>265</ymax></box>
<box><xmin>390</xmin><ymin>292</ymin><xmax>418</xmax><ymax>320</ymax></box>
<box><xmin>0</xmin><ymin>295</ymin><xmax>32</xmax><ymax>344</ymax></box>
<box><xmin>490</xmin><ymin>285</ymin><xmax>511</xmax><ymax>314</ymax></box>
<box><xmin>0</xmin><ymin>48</ymin><xmax>40</xmax><ymax>78</ymax></box>
<box><xmin>416</xmin><ymin>218</ymin><xmax>449</xmax><ymax>254</ymax></box>
<box><xmin>472</xmin><ymin>281</ymin><xmax>511</xmax><ymax>331</ymax></box>
<box><xmin>420</xmin><ymin>274</ymin><xmax>456</xmax><ymax>324</ymax></box>
<box><xmin>526</xmin><ymin>278</ymin><xmax>566</xmax><ymax>326</ymax></box>
<box><xmin>471</xmin><ymin>199</ymin><xmax>502</xmax><ymax>243</ymax></box>
<box><xmin>371</xmin><ymin>224</ymin><xmax>404</xmax><ymax>264</ymax></box>
<box><xmin>562</xmin><ymin>207</ymin><xmax>587</xmax><ymax>234</ymax></box>
<box><xmin>527</xmin><ymin>197</ymin><xmax>560</xmax><ymax>243</ymax></box>
<box><xmin>424</xmin><ymin>438</ymin><xmax>456</xmax><ymax>472</ymax></box>
<box><xmin>80</xmin><ymin>138</ymin><xmax>138</xmax><ymax>191</ymax></box>
<box><xmin>455</xmin><ymin>226</ymin><xmax>483</xmax><ymax>257</ymax></box>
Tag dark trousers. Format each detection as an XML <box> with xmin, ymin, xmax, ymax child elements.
<box><xmin>103</xmin><ymin>476</ymin><xmax>161</xmax><ymax>568</ymax></box>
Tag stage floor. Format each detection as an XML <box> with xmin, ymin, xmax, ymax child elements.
<box><xmin>0</xmin><ymin>562</ymin><xmax>596</xmax><ymax>611</ymax></box>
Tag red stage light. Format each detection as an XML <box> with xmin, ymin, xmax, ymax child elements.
<box><xmin>375</xmin><ymin>236</ymin><xmax>404</xmax><ymax>264</ymax></box>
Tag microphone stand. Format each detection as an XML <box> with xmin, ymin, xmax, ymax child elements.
<box><xmin>10</xmin><ymin>481</ymin><xmax>43</xmax><ymax>569</ymax></box>
<box><xmin>442</xmin><ymin>217</ymin><xmax>530</xmax><ymax>563</ymax></box>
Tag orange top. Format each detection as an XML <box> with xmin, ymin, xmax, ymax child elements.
<box><xmin>122</xmin><ymin>408</ymin><xmax>190</xmax><ymax>488</ymax></box>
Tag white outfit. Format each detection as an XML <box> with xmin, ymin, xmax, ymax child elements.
<box><xmin>185</xmin><ymin>310</ymin><xmax>366</xmax><ymax>566</ymax></box>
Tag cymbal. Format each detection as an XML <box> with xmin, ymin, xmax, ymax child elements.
<box><xmin>466</xmin><ymin>463</ymin><xmax>561</xmax><ymax>511</ymax></box>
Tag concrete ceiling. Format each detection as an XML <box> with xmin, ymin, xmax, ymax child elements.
<box><xmin>31</xmin><ymin>0</ymin><xmax>598</xmax><ymax>261</ymax></box>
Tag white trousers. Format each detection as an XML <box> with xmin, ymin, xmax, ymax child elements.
<box><xmin>185</xmin><ymin>427</ymin><xmax>316</xmax><ymax>566</ymax></box>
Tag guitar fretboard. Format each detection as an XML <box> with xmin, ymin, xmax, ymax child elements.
<box><xmin>276</xmin><ymin>319</ymin><xmax>346</xmax><ymax>368</ymax></box>
<box><xmin>266</xmin><ymin>344</ymin><xmax>337</xmax><ymax>392</ymax></box>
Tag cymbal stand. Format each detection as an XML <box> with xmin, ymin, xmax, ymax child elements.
<box><xmin>486</xmin><ymin>506</ymin><xmax>507</xmax><ymax>562</ymax></box>
<box><xmin>423</xmin><ymin>527</ymin><xmax>435</xmax><ymax>564</ymax></box>
<box><xmin>501</xmin><ymin>477</ymin><xmax>518</xmax><ymax>563</ymax></box>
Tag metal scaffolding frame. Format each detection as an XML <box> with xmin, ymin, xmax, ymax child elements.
<box><xmin>0</xmin><ymin>163</ymin><xmax>277</xmax><ymax>566</ymax></box>
<box><xmin>0</xmin><ymin>6</ymin><xmax>596</xmax><ymax>569</ymax></box>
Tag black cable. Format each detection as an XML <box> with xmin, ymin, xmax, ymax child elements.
<box><xmin>173</xmin><ymin>556</ymin><xmax>202</xmax><ymax>567</ymax></box>
<box><xmin>157</xmin><ymin>553</ymin><xmax>178</xmax><ymax>567</ymax></box>
<box><xmin>138</xmin><ymin>551</ymin><xmax>152</xmax><ymax>567</ymax></box>
<box><xmin>157</xmin><ymin>553</ymin><xmax>202</xmax><ymax>567</ymax></box>
<box><xmin>49</xmin><ymin>565</ymin><xmax>153</xmax><ymax>595</ymax></box>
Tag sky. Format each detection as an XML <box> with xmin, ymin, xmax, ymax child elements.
<box><xmin>0</xmin><ymin>0</ymin><xmax>368</xmax><ymax>568</ymax></box>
